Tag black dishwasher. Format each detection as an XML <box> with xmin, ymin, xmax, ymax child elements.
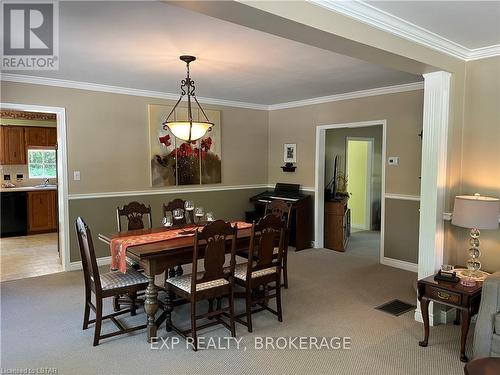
<box><xmin>1</xmin><ymin>191</ymin><xmax>28</xmax><ymax>237</ymax></box>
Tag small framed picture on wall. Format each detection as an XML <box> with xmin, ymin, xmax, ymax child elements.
<box><xmin>284</xmin><ymin>143</ymin><xmax>297</xmax><ymax>163</ymax></box>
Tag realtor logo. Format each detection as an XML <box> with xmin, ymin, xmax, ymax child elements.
<box><xmin>1</xmin><ymin>1</ymin><xmax>59</xmax><ymax>70</ymax></box>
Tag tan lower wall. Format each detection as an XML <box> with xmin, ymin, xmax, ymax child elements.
<box><xmin>68</xmin><ymin>188</ymin><xmax>264</xmax><ymax>262</ymax></box>
<box><xmin>384</xmin><ymin>198</ymin><xmax>420</xmax><ymax>263</ymax></box>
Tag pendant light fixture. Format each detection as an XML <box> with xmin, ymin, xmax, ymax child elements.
<box><xmin>162</xmin><ymin>55</ymin><xmax>214</xmax><ymax>142</ymax></box>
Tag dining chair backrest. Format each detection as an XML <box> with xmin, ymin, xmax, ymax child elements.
<box><xmin>116</xmin><ymin>201</ymin><xmax>152</xmax><ymax>231</ymax></box>
<box><xmin>75</xmin><ymin>217</ymin><xmax>102</xmax><ymax>293</ymax></box>
<box><xmin>192</xmin><ymin>220</ymin><xmax>237</xmax><ymax>293</ymax></box>
<box><xmin>163</xmin><ymin>198</ymin><xmax>186</xmax><ymax>224</ymax></box>
<box><xmin>265</xmin><ymin>200</ymin><xmax>292</xmax><ymax>229</ymax></box>
<box><xmin>248</xmin><ymin>214</ymin><xmax>286</xmax><ymax>273</ymax></box>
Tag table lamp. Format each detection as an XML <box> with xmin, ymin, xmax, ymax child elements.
<box><xmin>451</xmin><ymin>193</ymin><xmax>499</xmax><ymax>286</ymax></box>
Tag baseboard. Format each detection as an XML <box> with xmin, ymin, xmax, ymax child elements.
<box><xmin>381</xmin><ymin>257</ymin><xmax>418</xmax><ymax>273</ymax></box>
<box><xmin>69</xmin><ymin>256</ymin><xmax>112</xmax><ymax>271</ymax></box>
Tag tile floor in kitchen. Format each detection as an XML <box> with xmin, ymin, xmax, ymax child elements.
<box><xmin>0</xmin><ymin>233</ymin><xmax>62</xmax><ymax>282</ymax></box>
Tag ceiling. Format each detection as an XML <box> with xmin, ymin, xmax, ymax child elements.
<box><xmin>365</xmin><ymin>1</ymin><xmax>500</xmax><ymax>50</ymax></box>
<box><xmin>3</xmin><ymin>1</ymin><xmax>421</xmax><ymax>106</ymax></box>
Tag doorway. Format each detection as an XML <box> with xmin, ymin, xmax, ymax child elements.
<box><xmin>346</xmin><ymin>137</ymin><xmax>374</xmax><ymax>231</ymax></box>
<box><xmin>315</xmin><ymin>120</ymin><xmax>386</xmax><ymax>264</ymax></box>
<box><xmin>0</xmin><ymin>103</ymin><xmax>69</xmax><ymax>281</ymax></box>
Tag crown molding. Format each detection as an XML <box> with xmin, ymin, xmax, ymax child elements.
<box><xmin>466</xmin><ymin>44</ymin><xmax>500</xmax><ymax>61</ymax></box>
<box><xmin>309</xmin><ymin>0</ymin><xmax>500</xmax><ymax>62</ymax></box>
<box><xmin>0</xmin><ymin>73</ymin><xmax>269</xmax><ymax>111</ymax></box>
<box><xmin>1</xmin><ymin>73</ymin><xmax>423</xmax><ymax>111</ymax></box>
<box><xmin>267</xmin><ymin>81</ymin><xmax>423</xmax><ymax>110</ymax></box>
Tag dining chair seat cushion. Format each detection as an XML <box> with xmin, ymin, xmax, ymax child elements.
<box><xmin>166</xmin><ymin>273</ymin><xmax>229</xmax><ymax>294</ymax></box>
<box><xmin>229</xmin><ymin>263</ymin><xmax>277</xmax><ymax>281</ymax></box>
<box><xmin>98</xmin><ymin>268</ymin><xmax>148</xmax><ymax>291</ymax></box>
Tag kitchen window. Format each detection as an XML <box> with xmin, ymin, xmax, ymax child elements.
<box><xmin>28</xmin><ymin>149</ymin><xmax>57</xmax><ymax>179</ymax></box>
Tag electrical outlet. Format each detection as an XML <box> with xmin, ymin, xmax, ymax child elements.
<box><xmin>388</xmin><ymin>157</ymin><xmax>400</xmax><ymax>166</ymax></box>
<box><xmin>3</xmin><ymin>174</ymin><xmax>10</xmax><ymax>181</ymax></box>
<box><xmin>73</xmin><ymin>171</ymin><xmax>81</xmax><ymax>181</ymax></box>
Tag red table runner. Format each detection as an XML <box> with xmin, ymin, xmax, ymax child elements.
<box><xmin>110</xmin><ymin>221</ymin><xmax>252</xmax><ymax>273</ymax></box>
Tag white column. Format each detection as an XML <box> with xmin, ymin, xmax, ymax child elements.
<box><xmin>415</xmin><ymin>71</ymin><xmax>451</xmax><ymax>325</ymax></box>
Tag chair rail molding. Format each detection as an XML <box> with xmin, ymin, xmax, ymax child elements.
<box><xmin>415</xmin><ymin>71</ymin><xmax>451</xmax><ymax>325</ymax></box>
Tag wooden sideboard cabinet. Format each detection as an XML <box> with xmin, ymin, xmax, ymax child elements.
<box><xmin>0</xmin><ymin>126</ymin><xmax>26</xmax><ymax>165</ymax></box>
<box><xmin>324</xmin><ymin>198</ymin><xmax>350</xmax><ymax>252</ymax></box>
<box><xmin>28</xmin><ymin>190</ymin><xmax>57</xmax><ymax>233</ymax></box>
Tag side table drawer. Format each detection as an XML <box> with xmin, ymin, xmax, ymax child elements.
<box><xmin>428</xmin><ymin>286</ymin><xmax>461</xmax><ymax>305</ymax></box>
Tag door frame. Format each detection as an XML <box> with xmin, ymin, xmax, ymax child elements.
<box><xmin>346</xmin><ymin>136</ymin><xmax>374</xmax><ymax>231</ymax></box>
<box><xmin>314</xmin><ymin>120</ymin><xmax>386</xmax><ymax>264</ymax></box>
<box><xmin>1</xmin><ymin>102</ymin><xmax>70</xmax><ymax>271</ymax></box>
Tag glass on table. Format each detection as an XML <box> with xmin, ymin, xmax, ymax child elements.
<box><xmin>184</xmin><ymin>200</ymin><xmax>194</xmax><ymax>212</ymax></box>
<box><xmin>206</xmin><ymin>212</ymin><xmax>215</xmax><ymax>222</ymax></box>
<box><xmin>194</xmin><ymin>207</ymin><xmax>205</xmax><ymax>222</ymax></box>
<box><xmin>162</xmin><ymin>212</ymin><xmax>173</xmax><ymax>227</ymax></box>
<box><xmin>172</xmin><ymin>208</ymin><xmax>184</xmax><ymax>221</ymax></box>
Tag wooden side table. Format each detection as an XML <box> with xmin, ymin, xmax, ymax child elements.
<box><xmin>417</xmin><ymin>275</ymin><xmax>483</xmax><ymax>362</ymax></box>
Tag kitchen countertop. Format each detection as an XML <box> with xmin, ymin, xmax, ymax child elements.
<box><xmin>0</xmin><ymin>186</ymin><xmax>57</xmax><ymax>193</ymax></box>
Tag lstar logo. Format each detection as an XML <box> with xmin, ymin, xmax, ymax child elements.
<box><xmin>1</xmin><ymin>1</ymin><xmax>59</xmax><ymax>70</ymax></box>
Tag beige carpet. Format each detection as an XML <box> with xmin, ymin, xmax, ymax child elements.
<box><xmin>0</xmin><ymin>231</ymin><xmax>469</xmax><ymax>375</ymax></box>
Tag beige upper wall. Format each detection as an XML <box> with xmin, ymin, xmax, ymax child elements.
<box><xmin>268</xmin><ymin>89</ymin><xmax>423</xmax><ymax>195</ymax></box>
<box><xmin>1</xmin><ymin>82</ymin><xmax>269</xmax><ymax>194</ymax></box>
<box><xmin>451</xmin><ymin>56</ymin><xmax>500</xmax><ymax>272</ymax></box>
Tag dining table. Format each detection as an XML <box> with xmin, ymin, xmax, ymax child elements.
<box><xmin>98</xmin><ymin>222</ymin><xmax>252</xmax><ymax>342</ymax></box>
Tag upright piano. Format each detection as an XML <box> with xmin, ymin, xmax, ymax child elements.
<box><xmin>247</xmin><ymin>183</ymin><xmax>312</xmax><ymax>251</ymax></box>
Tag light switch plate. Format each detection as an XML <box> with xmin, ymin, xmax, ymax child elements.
<box><xmin>388</xmin><ymin>157</ymin><xmax>400</xmax><ymax>165</ymax></box>
<box><xmin>73</xmin><ymin>171</ymin><xmax>81</xmax><ymax>181</ymax></box>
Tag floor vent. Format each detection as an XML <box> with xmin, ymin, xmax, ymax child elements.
<box><xmin>375</xmin><ymin>299</ymin><xmax>415</xmax><ymax>316</ymax></box>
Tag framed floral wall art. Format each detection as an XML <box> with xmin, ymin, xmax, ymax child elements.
<box><xmin>149</xmin><ymin>104</ymin><xmax>221</xmax><ymax>186</ymax></box>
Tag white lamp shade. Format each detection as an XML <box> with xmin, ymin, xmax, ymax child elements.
<box><xmin>165</xmin><ymin>121</ymin><xmax>213</xmax><ymax>142</ymax></box>
<box><xmin>452</xmin><ymin>195</ymin><xmax>499</xmax><ymax>229</ymax></box>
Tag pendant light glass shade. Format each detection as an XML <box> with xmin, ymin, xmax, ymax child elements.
<box><xmin>166</xmin><ymin>121</ymin><xmax>213</xmax><ymax>142</ymax></box>
<box><xmin>162</xmin><ymin>55</ymin><xmax>214</xmax><ymax>142</ymax></box>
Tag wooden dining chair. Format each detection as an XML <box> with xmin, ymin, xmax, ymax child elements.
<box><xmin>233</xmin><ymin>214</ymin><xmax>285</xmax><ymax>332</ymax></box>
<box><xmin>265</xmin><ymin>200</ymin><xmax>292</xmax><ymax>288</ymax></box>
<box><xmin>76</xmin><ymin>217</ymin><xmax>148</xmax><ymax>346</ymax></box>
<box><xmin>163</xmin><ymin>198</ymin><xmax>186</xmax><ymax>278</ymax></box>
<box><xmin>115</xmin><ymin>201</ymin><xmax>153</xmax><ymax>311</ymax></box>
<box><xmin>116</xmin><ymin>201</ymin><xmax>152</xmax><ymax>270</ymax></box>
<box><xmin>163</xmin><ymin>198</ymin><xmax>186</xmax><ymax>224</ymax></box>
<box><xmin>165</xmin><ymin>220</ymin><xmax>237</xmax><ymax>351</ymax></box>
<box><xmin>116</xmin><ymin>201</ymin><xmax>153</xmax><ymax>232</ymax></box>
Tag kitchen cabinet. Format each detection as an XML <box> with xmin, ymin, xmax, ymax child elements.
<box><xmin>0</xmin><ymin>126</ymin><xmax>26</xmax><ymax>165</ymax></box>
<box><xmin>28</xmin><ymin>190</ymin><xmax>57</xmax><ymax>233</ymax></box>
<box><xmin>47</xmin><ymin>128</ymin><xmax>57</xmax><ymax>147</ymax></box>
<box><xmin>25</xmin><ymin>127</ymin><xmax>57</xmax><ymax>147</ymax></box>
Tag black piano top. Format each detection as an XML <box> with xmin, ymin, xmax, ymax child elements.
<box><xmin>249</xmin><ymin>183</ymin><xmax>309</xmax><ymax>203</ymax></box>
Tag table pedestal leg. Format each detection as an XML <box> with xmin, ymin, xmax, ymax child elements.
<box><xmin>418</xmin><ymin>298</ymin><xmax>430</xmax><ymax>347</ymax></box>
<box><xmin>460</xmin><ymin>309</ymin><xmax>471</xmax><ymax>362</ymax></box>
<box><xmin>144</xmin><ymin>275</ymin><xmax>158</xmax><ymax>342</ymax></box>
